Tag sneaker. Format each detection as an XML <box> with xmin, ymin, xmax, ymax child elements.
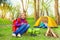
<box><xmin>12</xmin><ymin>33</ymin><xmax>16</xmax><ymax>37</ymax></box>
<box><xmin>17</xmin><ymin>34</ymin><xmax>21</xmax><ymax>37</ymax></box>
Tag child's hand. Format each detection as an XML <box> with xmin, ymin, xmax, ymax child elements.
<box><xmin>17</xmin><ymin>28</ymin><xmax>18</xmax><ymax>30</ymax></box>
<box><xmin>21</xmin><ymin>23</ymin><xmax>27</xmax><ymax>25</ymax></box>
<box><xmin>21</xmin><ymin>23</ymin><xmax>24</xmax><ymax>25</ymax></box>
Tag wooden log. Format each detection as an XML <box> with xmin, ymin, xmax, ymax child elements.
<box><xmin>45</xmin><ymin>27</ymin><xmax>58</xmax><ymax>38</ymax></box>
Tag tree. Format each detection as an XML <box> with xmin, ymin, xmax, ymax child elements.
<box><xmin>54</xmin><ymin>0</ymin><xmax>60</xmax><ymax>25</ymax></box>
<box><xmin>34</xmin><ymin>0</ymin><xmax>40</xmax><ymax>20</ymax></box>
<box><xmin>21</xmin><ymin>0</ymin><xmax>29</xmax><ymax>14</ymax></box>
<box><xmin>40</xmin><ymin>0</ymin><xmax>53</xmax><ymax>16</ymax></box>
<box><xmin>36</xmin><ymin>0</ymin><xmax>40</xmax><ymax>19</ymax></box>
<box><xmin>41</xmin><ymin>0</ymin><xmax>44</xmax><ymax>16</ymax></box>
<box><xmin>34</xmin><ymin>0</ymin><xmax>37</xmax><ymax>20</ymax></box>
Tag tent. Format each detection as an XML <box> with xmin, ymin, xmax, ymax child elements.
<box><xmin>34</xmin><ymin>16</ymin><xmax>57</xmax><ymax>27</ymax></box>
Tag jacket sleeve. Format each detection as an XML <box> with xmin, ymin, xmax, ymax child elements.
<box><xmin>12</xmin><ymin>19</ymin><xmax>18</xmax><ymax>32</ymax></box>
<box><xmin>15</xmin><ymin>18</ymin><xmax>21</xmax><ymax>27</ymax></box>
<box><xmin>15</xmin><ymin>21</ymin><xmax>21</xmax><ymax>27</ymax></box>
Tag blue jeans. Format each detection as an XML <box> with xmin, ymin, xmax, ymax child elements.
<box><xmin>14</xmin><ymin>24</ymin><xmax>30</xmax><ymax>35</ymax></box>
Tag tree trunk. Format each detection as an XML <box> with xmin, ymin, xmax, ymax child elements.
<box><xmin>54</xmin><ymin>0</ymin><xmax>60</xmax><ymax>25</ymax></box>
<box><xmin>21</xmin><ymin>0</ymin><xmax>28</xmax><ymax>13</ymax></box>
<box><xmin>41</xmin><ymin>0</ymin><xmax>44</xmax><ymax>16</ymax></box>
<box><xmin>37</xmin><ymin>0</ymin><xmax>39</xmax><ymax>19</ymax></box>
<box><xmin>34</xmin><ymin>0</ymin><xmax>40</xmax><ymax>20</ymax></box>
<box><xmin>46</xmin><ymin>9</ymin><xmax>49</xmax><ymax>16</ymax></box>
<box><xmin>34</xmin><ymin>0</ymin><xmax>37</xmax><ymax>20</ymax></box>
<box><xmin>21</xmin><ymin>0</ymin><xmax>26</xmax><ymax>13</ymax></box>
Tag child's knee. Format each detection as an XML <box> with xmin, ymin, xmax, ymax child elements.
<box><xmin>21</xmin><ymin>23</ymin><xmax>27</xmax><ymax>26</ymax></box>
<box><xmin>27</xmin><ymin>24</ymin><xmax>30</xmax><ymax>28</ymax></box>
<box><xmin>23</xmin><ymin>23</ymin><xmax>27</xmax><ymax>25</ymax></box>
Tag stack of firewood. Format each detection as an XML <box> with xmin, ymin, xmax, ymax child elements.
<box><xmin>45</xmin><ymin>27</ymin><xmax>58</xmax><ymax>38</ymax></box>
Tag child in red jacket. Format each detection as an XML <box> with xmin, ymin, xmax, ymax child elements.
<box><xmin>12</xmin><ymin>13</ymin><xmax>30</xmax><ymax>37</ymax></box>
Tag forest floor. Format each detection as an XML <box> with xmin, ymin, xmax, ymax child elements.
<box><xmin>0</xmin><ymin>18</ymin><xmax>60</xmax><ymax>40</ymax></box>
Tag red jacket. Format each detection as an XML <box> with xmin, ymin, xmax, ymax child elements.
<box><xmin>12</xmin><ymin>18</ymin><xmax>27</xmax><ymax>32</ymax></box>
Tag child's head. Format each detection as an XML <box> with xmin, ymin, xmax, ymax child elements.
<box><xmin>41</xmin><ymin>17</ymin><xmax>48</xmax><ymax>23</ymax></box>
<box><xmin>20</xmin><ymin>13</ymin><xmax>26</xmax><ymax>19</ymax></box>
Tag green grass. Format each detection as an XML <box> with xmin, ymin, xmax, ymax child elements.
<box><xmin>0</xmin><ymin>18</ymin><xmax>60</xmax><ymax>40</ymax></box>
<box><xmin>0</xmin><ymin>18</ymin><xmax>12</xmax><ymax>25</ymax></box>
